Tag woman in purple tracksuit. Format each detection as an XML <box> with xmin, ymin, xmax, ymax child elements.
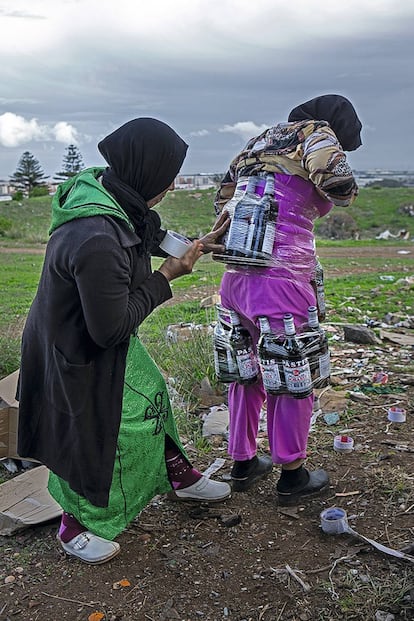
<box><xmin>214</xmin><ymin>94</ymin><xmax>362</xmax><ymax>504</ymax></box>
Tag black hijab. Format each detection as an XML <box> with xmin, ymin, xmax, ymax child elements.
<box><xmin>288</xmin><ymin>94</ymin><xmax>362</xmax><ymax>151</ymax></box>
<box><xmin>98</xmin><ymin>118</ymin><xmax>188</xmax><ymax>251</ymax></box>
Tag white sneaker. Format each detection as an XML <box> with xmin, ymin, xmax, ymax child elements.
<box><xmin>170</xmin><ymin>476</ymin><xmax>231</xmax><ymax>502</ymax></box>
<box><xmin>57</xmin><ymin>531</ymin><xmax>120</xmax><ymax>564</ymax></box>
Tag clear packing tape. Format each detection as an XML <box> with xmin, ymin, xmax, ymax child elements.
<box><xmin>320</xmin><ymin>508</ymin><xmax>414</xmax><ymax>564</ymax></box>
<box><xmin>213</xmin><ymin>304</ymin><xmax>330</xmax><ymax>396</ymax></box>
<box><xmin>212</xmin><ymin>173</ymin><xmax>323</xmax><ymax>280</ymax></box>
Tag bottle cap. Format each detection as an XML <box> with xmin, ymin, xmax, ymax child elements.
<box><xmin>333</xmin><ymin>435</ymin><xmax>354</xmax><ymax>453</ymax></box>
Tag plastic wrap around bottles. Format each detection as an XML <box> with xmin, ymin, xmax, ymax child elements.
<box><xmin>213</xmin><ymin>174</ymin><xmax>276</xmax><ymax>267</ymax></box>
<box><xmin>213</xmin><ymin>305</ymin><xmax>331</xmax><ymax>395</ymax></box>
<box><xmin>256</xmin><ymin>308</ymin><xmax>330</xmax><ymax>398</ymax></box>
<box><xmin>213</xmin><ymin>173</ymin><xmax>330</xmax><ymax>291</ymax></box>
<box><xmin>213</xmin><ymin>304</ymin><xmax>258</xmax><ymax>384</ymax></box>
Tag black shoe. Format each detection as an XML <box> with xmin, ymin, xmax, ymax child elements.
<box><xmin>231</xmin><ymin>455</ymin><xmax>273</xmax><ymax>492</ymax></box>
<box><xmin>277</xmin><ymin>468</ymin><xmax>329</xmax><ymax>506</ymax></box>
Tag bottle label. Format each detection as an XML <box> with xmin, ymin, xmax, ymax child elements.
<box><xmin>260</xmin><ymin>358</ymin><xmax>282</xmax><ymax>390</ymax></box>
<box><xmin>316</xmin><ymin>285</ymin><xmax>326</xmax><ymax>316</ymax></box>
<box><xmin>261</xmin><ymin>222</ymin><xmax>275</xmax><ymax>255</ymax></box>
<box><xmin>318</xmin><ymin>351</ymin><xmax>330</xmax><ymax>379</ymax></box>
<box><xmin>227</xmin><ymin>219</ymin><xmax>249</xmax><ymax>252</ymax></box>
<box><xmin>282</xmin><ymin>359</ymin><xmax>312</xmax><ymax>394</ymax></box>
<box><xmin>236</xmin><ymin>348</ymin><xmax>258</xmax><ymax>379</ymax></box>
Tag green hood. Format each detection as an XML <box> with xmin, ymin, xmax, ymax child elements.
<box><xmin>49</xmin><ymin>167</ymin><xmax>134</xmax><ymax>234</ymax></box>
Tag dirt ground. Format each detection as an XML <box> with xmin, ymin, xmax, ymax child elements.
<box><xmin>1</xmin><ymin>245</ymin><xmax>414</xmax><ymax>621</ymax></box>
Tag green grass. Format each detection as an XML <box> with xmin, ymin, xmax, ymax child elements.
<box><xmin>314</xmin><ymin>186</ymin><xmax>414</xmax><ymax>239</ymax></box>
<box><xmin>0</xmin><ymin>196</ymin><xmax>51</xmax><ymax>246</ymax></box>
<box><xmin>2</xmin><ymin>185</ymin><xmax>413</xmax><ymax>247</ymax></box>
<box><xmin>0</xmin><ymin>253</ymin><xmax>44</xmax><ymax>376</ymax></box>
<box><xmin>0</xmin><ymin>186</ymin><xmax>413</xmax><ymax>379</ymax></box>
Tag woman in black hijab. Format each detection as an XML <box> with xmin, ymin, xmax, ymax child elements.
<box><xmin>18</xmin><ymin>118</ymin><xmax>231</xmax><ymax>565</ymax></box>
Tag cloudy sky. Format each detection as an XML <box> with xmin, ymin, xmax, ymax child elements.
<box><xmin>0</xmin><ymin>0</ymin><xmax>413</xmax><ymax>180</ymax></box>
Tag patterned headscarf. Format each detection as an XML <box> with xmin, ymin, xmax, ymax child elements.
<box><xmin>288</xmin><ymin>94</ymin><xmax>362</xmax><ymax>152</ymax></box>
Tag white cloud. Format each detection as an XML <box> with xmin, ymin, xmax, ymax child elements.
<box><xmin>0</xmin><ymin>113</ymin><xmax>46</xmax><ymax>147</ymax></box>
<box><xmin>53</xmin><ymin>121</ymin><xmax>79</xmax><ymax>144</ymax></box>
<box><xmin>189</xmin><ymin>129</ymin><xmax>209</xmax><ymax>137</ymax></box>
<box><xmin>0</xmin><ymin>112</ymin><xmax>81</xmax><ymax>147</ymax></box>
<box><xmin>219</xmin><ymin>122</ymin><xmax>269</xmax><ymax>142</ymax></box>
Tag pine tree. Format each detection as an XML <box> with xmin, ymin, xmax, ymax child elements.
<box><xmin>54</xmin><ymin>144</ymin><xmax>84</xmax><ymax>181</ymax></box>
<box><xmin>9</xmin><ymin>151</ymin><xmax>49</xmax><ymax>194</ymax></box>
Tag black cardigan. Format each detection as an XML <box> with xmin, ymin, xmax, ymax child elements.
<box><xmin>17</xmin><ymin>216</ymin><xmax>172</xmax><ymax>506</ymax></box>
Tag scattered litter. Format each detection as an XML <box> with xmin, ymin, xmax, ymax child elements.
<box><xmin>379</xmin><ymin>275</ymin><xmax>395</xmax><ymax>282</ymax></box>
<box><xmin>323</xmin><ymin>412</ymin><xmax>340</xmax><ymax>426</ymax></box>
<box><xmin>320</xmin><ymin>507</ymin><xmax>414</xmax><ymax>564</ymax></box>
<box><xmin>333</xmin><ymin>435</ymin><xmax>354</xmax><ymax>453</ymax></box>
<box><xmin>202</xmin><ymin>405</ymin><xmax>229</xmax><ymax>438</ymax></box>
<box><xmin>165</xmin><ymin>322</ymin><xmax>212</xmax><ymax>343</ymax></box>
<box><xmin>1</xmin><ymin>458</ymin><xmax>19</xmax><ymax>473</ymax></box>
<box><xmin>375</xmin><ymin>611</ymin><xmax>395</xmax><ymax>621</ymax></box>
<box><xmin>1</xmin><ymin>458</ymin><xmax>37</xmax><ymax>473</ymax></box>
<box><xmin>0</xmin><ymin>465</ymin><xmax>62</xmax><ymax>535</ymax></box>
<box><xmin>348</xmin><ymin>391</ymin><xmax>372</xmax><ymax>402</ymax></box>
<box><xmin>202</xmin><ymin>457</ymin><xmax>226</xmax><ymax>479</ymax></box>
<box><xmin>387</xmin><ymin>406</ymin><xmax>406</xmax><ymax>423</ymax></box>
<box><xmin>112</xmin><ymin>579</ymin><xmax>131</xmax><ymax>590</ymax></box>
<box><xmin>372</xmin><ymin>371</ymin><xmax>388</xmax><ymax>386</ymax></box>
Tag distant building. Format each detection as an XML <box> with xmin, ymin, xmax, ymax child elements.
<box><xmin>175</xmin><ymin>173</ymin><xmax>221</xmax><ymax>190</ymax></box>
<box><xmin>355</xmin><ymin>170</ymin><xmax>414</xmax><ymax>187</ymax></box>
<box><xmin>0</xmin><ymin>180</ymin><xmax>13</xmax><ymax>196</ymax></box>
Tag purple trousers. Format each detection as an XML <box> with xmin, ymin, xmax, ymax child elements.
<box><xmin>220</xmin><ymin>271</ymin><xmax>315</xmax><ymax>464</ymax></box>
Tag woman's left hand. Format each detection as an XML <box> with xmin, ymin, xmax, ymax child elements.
<box><xmin>198</xmin><ymin>211</ymin><xmax>230</xmax><ymax>254</ymax></box>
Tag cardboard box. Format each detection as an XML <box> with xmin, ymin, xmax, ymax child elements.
<box><xmin>0</xmin><ymin>369</ymin><xmax>21</xmax><ymax>460</ymax></box>
<box><xmin>0</xmin><ymin>372</ymin><xmax>62</xmax><ymax>534</ymax></box>
<box><xmin>0</xmin><ymin>465</ymin><xmax>62</xmax><ymax>535</ymax></box>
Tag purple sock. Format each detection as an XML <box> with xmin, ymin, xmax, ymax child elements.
<box><xmin>58</xmin><ymin>512</ymin><xmax>86</xmax><ymax>543</ymax></box>
<box><xmin>165</xmin><ymin>449</ymin><xmax>202</xmax><ymax>490</ymax></box>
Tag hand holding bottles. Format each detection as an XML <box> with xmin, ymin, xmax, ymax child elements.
<box><xmin>198</xmin><ymin>211</ymin><xmax>230</xmax><ymax>254</ymax></box>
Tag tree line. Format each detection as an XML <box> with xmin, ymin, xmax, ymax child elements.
<box><xmin>8</xmin><ymin>145</ymin><xmax>84</xmax><ymax>198</ymax></box>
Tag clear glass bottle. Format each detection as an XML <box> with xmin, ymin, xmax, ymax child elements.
<box><xmin>312</xmin><ymin>257</ymin><xmax>326</xmax><ymax>321</ymax></box>
<box><xmin>261</xmin><ymin>174</ymin><xmax>278</xmax><ymax>257</ymax></box>
<box><xmin>228</xmin><ymin>310</ymin><xmax>258</xmax><ymax>384</ymax></box>
<box><xmin>226</xmin><ymin>176</ymin><xmax>259</xmax><ymax>257</ymax></box>
<box><xmin>246</xmin><ymin>173</ymin><xmax>277</xmax><ymax>260</ymax></box>
<box><xmin>281</xmin><ymin>313</ymin><xmax>313</xmax><ymax>398</ymax></box>
<box><xmin>217</xmin><ymin>180</ymin><xmax>246</xmax><ymax>251</ymax></box>
<box><xmin>257</xmin><ymin>316</ymin><xmax>284</xmax><ymax>394</ymax></box>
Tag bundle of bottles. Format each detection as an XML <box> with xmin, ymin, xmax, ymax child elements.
<box><xmin>213</xmin><ymin>173</ymin><xmax>277</xmax><ymax>266</ymax></box>
<box><xmin>213</xmin><ymin>304</ymin><xmax>330</xmax><ymax>398</ymax></box>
